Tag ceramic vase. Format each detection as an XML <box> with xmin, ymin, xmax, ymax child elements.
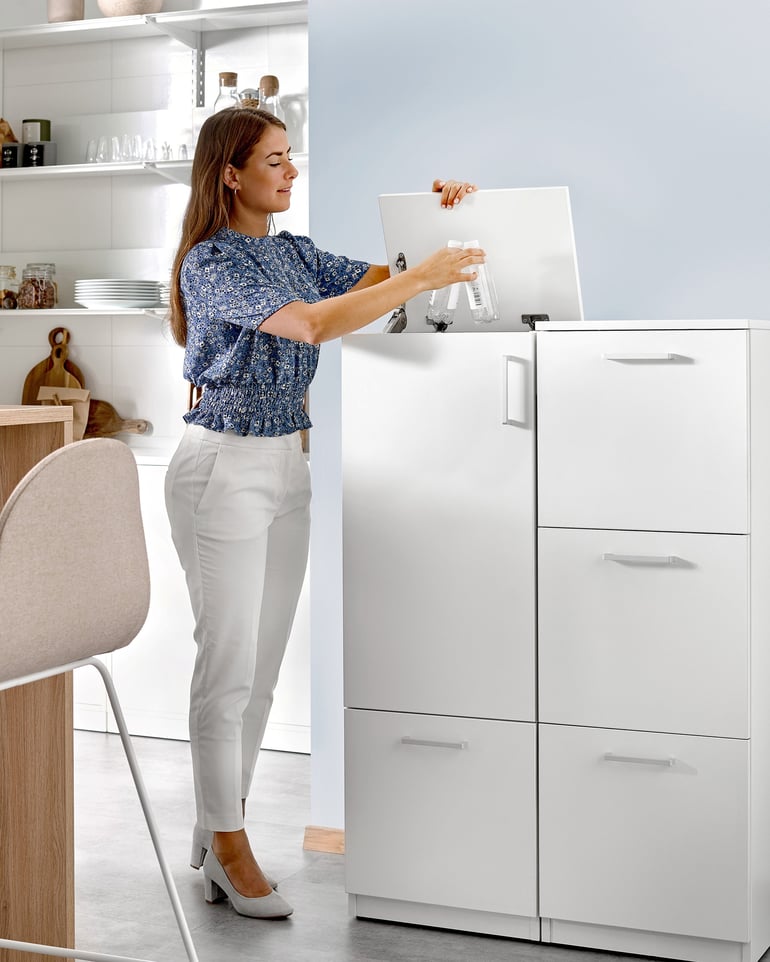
<box><xmin>47</xmin><ymin>0</ymin><xmax>85</xmax><ymax>22</ymax></box>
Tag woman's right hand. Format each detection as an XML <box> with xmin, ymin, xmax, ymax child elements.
<box><xmin>414</xmin><ymin>244</ymin><xmax>485</xmax><ymax>292</ymax></box>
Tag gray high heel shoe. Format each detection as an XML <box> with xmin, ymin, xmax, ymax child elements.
<box><xmin>202</xmin><ymin>849</ymin><xmax>293</xmax><ymax>919</ymax></box>
<box><xmin>191</xmin><ymin>824</ymin><xmax>278</xmax><ymax>889</ymax></box>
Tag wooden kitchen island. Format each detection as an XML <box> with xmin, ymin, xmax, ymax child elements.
<box><xmin>0</xmin><ymin>405</ymin><xmax>74</xmax><ymax>962</ymax></box>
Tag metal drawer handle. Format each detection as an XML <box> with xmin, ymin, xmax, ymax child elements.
<box><xmin>603</xmin><ymin>752</ymin><xmax>675</xmax><ymax>768</ymax></box>
<box><xmin>401</xmin><ymin>737</ymin><xmax>468</xmax><ymax>751</ymax></box>
<box><xmin>603</xmin><ymin>352</ymin><xmax>684</xmax><ymax>362</ymax></box>
<box><xmin>602</xmin><ymin>553</ymin><xmax>681</xmax><ymax>566</ymax></box>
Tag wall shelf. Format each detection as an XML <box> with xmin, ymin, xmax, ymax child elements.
<box><xmin>0</xmin><ymin>160</ymin><xmax>193</xmax><ymax>185</ymax></box>
<box><xmin>0</xmin><ymin>154</ymin><xmax>307</xmax><ymax>187</ymax></box>
<box><xmin>0</xmin><ymin>3</ymin><xmax>307</xmax><ymax>50</ymax></box>
<box><xmin>0</xmin><ymin>308</ymin><xmax>167</xmax><ymax>316</ymax></box>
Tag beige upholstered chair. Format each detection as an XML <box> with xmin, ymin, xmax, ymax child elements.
<box><xmin>0</xmin><ymin>437</ymin><xmax>198</xmax><ymax>962</ymax></box>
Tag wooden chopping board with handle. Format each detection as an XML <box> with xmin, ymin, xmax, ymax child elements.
<box><xmin>85</xmin><ymin>399</ymin><xmax>149</xmax><ymax>438</ymax></box>
<box><xmin>21</xmin><ymin>327</ymin><xmax>86</xmax><ymax>404</ymax></box>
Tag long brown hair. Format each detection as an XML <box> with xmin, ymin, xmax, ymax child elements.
<box><xmin>168</xmin><ymin>107</ymin><xmax>287</xmax><ymax>347</ymax></box>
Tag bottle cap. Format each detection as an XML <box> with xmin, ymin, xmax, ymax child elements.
<box><xmin>219</xmin><ymin>72</ymin><xmax>238</xmax><ymax>86</ymax></box>
<box><xmin>259</xmin><ymin>75</ymin><xmax>280</xmax><ymax>96</ymax></box>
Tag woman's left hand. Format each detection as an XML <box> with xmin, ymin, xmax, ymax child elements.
<box><xmin>432</xmin><ymin>178</ymin><xmax>478</xmax><ymax>209</ymax></box>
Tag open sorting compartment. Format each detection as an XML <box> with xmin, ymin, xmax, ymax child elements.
<box><xmin>378</xmin><ymin>186</ymin><xmax>583</xmax><ymax>333</ymax></box>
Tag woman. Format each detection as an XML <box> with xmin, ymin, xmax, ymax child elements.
<box><xmin>164</xmin><ymin>106</ymin><xmax>482</xmax><ymax>920</ymax></box>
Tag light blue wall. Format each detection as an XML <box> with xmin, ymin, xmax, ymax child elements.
<box><xmin>308</xmin><ymin>0</ymin><xmax>770</xmax><ymax>827</ymax></box>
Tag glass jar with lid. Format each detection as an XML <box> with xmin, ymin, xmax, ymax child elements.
<box><xmin>26</xmin><ymin>262</ymin><xmax>58</xmax><ymax>305</ymax></box>
<box><xmin>239</xmin><ymin>87</ymin><xmax>260</xmax><ymax>108</ymax></box>
<box><xmin>0</xmin><ymin>266</ymin><xmax>18</xmax><ymax>310</ymax></box>
<box><xmin>213</xmin><ymin>73</ymin><xmax>240</xmax><ymax>113</ymax></box>
<box><xmin>258</xmin><ymin>75</ymin><xmax>285</xmax><ymax>122</ymax></box>
<box><xmin>18</xmin><ymin>265</ymin><xmax>56</xmax><ymax>309</ymax></box>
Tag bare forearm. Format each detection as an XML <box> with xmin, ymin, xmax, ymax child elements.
<box><xmin>260</xmin><ymin>252</ymin><xmax>481</xmax><ymax>344</ymax></box>
<box><xmin>259</xmin><ymin>269</ymin><xmax>422</xmax><ymax>343</ymax></box>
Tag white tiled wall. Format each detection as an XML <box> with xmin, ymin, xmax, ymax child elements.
<box><xmin>0</xmin><ymin>12</ymin><xmax>311</xmax><ymax>752</ymax></box>
<box><xmin>0</xmin><ymin>18</ymin><xmax>309</xmax><ymax>462</ymax></box>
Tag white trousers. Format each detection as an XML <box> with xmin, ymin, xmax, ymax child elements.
<box><xmin>164</xmin><ymin>424</ymin><xmax>311</xmax><ymax>831</ymax></box>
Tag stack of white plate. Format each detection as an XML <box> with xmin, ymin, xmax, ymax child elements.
<box><xmin>74</xmin><ymin>278</ymin><xmax>161</xmax><ymax>310</ymax></box>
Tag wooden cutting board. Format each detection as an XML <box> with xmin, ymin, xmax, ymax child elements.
<box><xmin>84</xmin><ymin>399</ymin><xmax>149</xmax><ymax>438</ymax></box>
<box><xmin>21</xmin><ymin>328</ymin><xmax>86</xmax><ymax>404</ymax></box>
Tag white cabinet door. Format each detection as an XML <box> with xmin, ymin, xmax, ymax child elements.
<box><xmin>539</xmin><ymin>723</ymin><xmax>750</xmax><ymax>942</ymax></box>
<box><xmin>342</xmin><ymin>332</ymin><xmax>536</xmax><ymax>721</ymax></box>
<box><xmin>345</xmin><ymin>708</ymin><xmax>537</xmax><ymax>917</ymax></box>
<box><xmin>537</xmin><ymin>330</ymin><xmax>749</xmax><ymax>533</ymax></box>
<box><xmin>538</xmin><ymin>528</ymin><xmax>750</xmax><ymax>737</ymax></box>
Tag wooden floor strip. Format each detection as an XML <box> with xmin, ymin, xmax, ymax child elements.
<box><xmin>303</xmin><ymin>825</ymin><xmax>345</xmax><ymax>854</ymax></box>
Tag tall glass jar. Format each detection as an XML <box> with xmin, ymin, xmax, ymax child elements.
<box><xmin>18</xmin><ymin>265</ymin><xmax>56</xmax><ymax>309</ymax></box>
<box><xmin>213</xmin><ymin>72</ymin><xmax>240</xmax><ymax>113</ymax></box>
<box><xmin>0</xmin><ymin>266</ymin><xmax>18</xmax><ymax>309</ymax></box>
<box><xmin>258</xmin><ymin>74</ymin><xmax>285</xmax><ymax>122</ymax></box>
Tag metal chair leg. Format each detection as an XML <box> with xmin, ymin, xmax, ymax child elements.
<box><xmin>89</xmin><ymin>658</ymin><xmax>200</xmax><ymax>962</ymax></box>
<box><xmin>0</xmin><ymin>658</ymin><xmax>200</xmax><ymax>962</ymax></box>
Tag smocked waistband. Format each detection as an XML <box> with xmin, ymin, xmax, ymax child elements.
<box><xmin>183</xmin><ymin>423</ymin><xmax>302</xmax><ymax>451</ymax></box>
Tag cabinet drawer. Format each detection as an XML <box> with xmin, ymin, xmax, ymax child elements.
<box><xmin>538</xmin><ymin>528</ymin><xmax>749</xmax><ymax>737</ymax></box>
<box><xmin>537</xmin><ymin>330</ymin><xmax>749</xmax><ymax>532</ymax></box>
<box><xmin>539</xmin><ymin>724</ymin><xmax>749</xmax><ymax>942</ymax></box>
<box><xmin>345</xmin><ymin>709</ymin><xmax>537</xmax><ymax>918</ymax></box>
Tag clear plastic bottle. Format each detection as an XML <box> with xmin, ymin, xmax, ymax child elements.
<box><xmin>258</xmin><ymin>75</ymin><xmax>285</xmax><ymax>122</ymax></box>
<box><xmin>213</xmin><ymin>72</ymin><xmax>240</xmax><ymax>113</ymax></box>
<box><xmin>426</xmin><ymin>240</ymin><xmax>462</xmax><ymax>329</ymax></box>
<box><xmin>462</xmin><ymin>238</ymin><xmax>499</xmax><ymax>324</ymax></box>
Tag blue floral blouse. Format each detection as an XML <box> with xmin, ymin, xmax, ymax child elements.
<box><xmin>180</xmin><ymin>227</ymin><xmax>369</xmax><ymax>436</ymax></box>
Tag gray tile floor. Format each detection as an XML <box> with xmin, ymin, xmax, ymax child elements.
<box><xmin>71</xmin><ymin>730</ymin><xmax>695</xmax><ymax>962</ymax></box>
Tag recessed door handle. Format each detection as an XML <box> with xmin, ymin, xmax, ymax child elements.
<box><xmin>602</xmin><ymin>352</ymin><xmax>684</xmax><ymax>362</ymax></box>
<box><xmin>603</xmin><ymin>752</ymin><xmax>676</xmax><ymax>767</ymax></box>
<box><xmin>602</xmin><ymin>553</ymin><xmax>681</xmax><ymax>566</ymax></box>
<box><xmin>401</xmin><ymin>737</ymin><xmax>468</xmax><ymax>750</ymax></box>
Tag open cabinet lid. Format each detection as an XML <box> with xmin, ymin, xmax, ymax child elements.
<box><xmin>378</xmin><ymin>186</ymin><xmax>584</xmax><ymax>333</ymax></box>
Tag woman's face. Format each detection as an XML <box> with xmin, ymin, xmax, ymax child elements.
<box><xmin>229</xmin><ymin>125</ymin><xmax>297</xmax><ymax>218</ymax></box>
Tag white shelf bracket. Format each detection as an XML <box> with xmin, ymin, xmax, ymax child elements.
<box><xmin>144</xmin><ymin>15</ymin><xmax>200</xmax><ymax>49</ymax></box>
<box><xmin>144</xmin><ymin>14</ymin><xmax>205</xmax><ymax>106</ymax></box>
<box><xmin>143</xmin><ymin>162</ymin><xmax>191</xmax><ymax>186</ymax></box>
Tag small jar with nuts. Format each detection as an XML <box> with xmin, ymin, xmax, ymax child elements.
<box><xmin>26</xmin><ymin>262</ymin><xmax>58</xmax><ymax>305</ymax></box>
<box><xmin>0</xmin><ymin>265</ymin><xmax>18</xmax><ymax>309</ymax></box>
<box><xmin>18</xmin><ymin>265</ymin><xmax>56</xmax><ymax>309</ymax></box>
